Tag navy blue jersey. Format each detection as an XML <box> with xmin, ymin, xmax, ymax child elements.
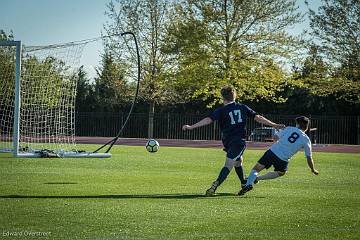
<box><xmin>208</xmin><ymin>102</ymin><xmax>257</xmax><ymax>140</ymax></box>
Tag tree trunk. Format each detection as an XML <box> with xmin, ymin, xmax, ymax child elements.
<box><xmin>148</xmin><ymin>100</ymin><xmax>155</xmax><ymax>139</ymax></box>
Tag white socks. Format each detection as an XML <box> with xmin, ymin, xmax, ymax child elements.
<box><xmin>245</xmin><ymin>169</ymin><xmax>258</xmax><ymax>186</ymax></box>
<box><xmin>257</xmin><ymin>171</ymin><xmax>280</xmax><ymax>180</ymax></box>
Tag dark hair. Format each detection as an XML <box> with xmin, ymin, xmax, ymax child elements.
<box><xmin>221</xmin><ymin>86</ymin><xmax>236</xmax><ymax>101</ymax></box>
<box><xmin>295</xmin><ymin>116</ymin><xmax>310</xmax><ymax>131</ymax></box>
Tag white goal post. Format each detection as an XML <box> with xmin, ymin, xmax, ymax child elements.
<box><xmin>0</xmin><ymin>40</ymin><xmax>110</xmax><ymax>158</ymax></box>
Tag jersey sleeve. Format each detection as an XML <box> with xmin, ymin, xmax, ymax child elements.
<box><xmin>243</xmin><ymin>105</ymin><xmax>257</xmax><ymax>119</ymax></box>
<box><xmin>304</xmin><ymin>137</ymin><xmax>312</xmax><ymax>157</ymax></box>
<box><xmin>208</xmin><ymin>108</ymin><xmax>221</xmax><ymax>121</ymax></box>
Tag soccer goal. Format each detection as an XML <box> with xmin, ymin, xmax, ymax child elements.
<box><xmin>0</xmin><ymin>40</ymin><xmax>111</xmax><ymax>158</ymax></box>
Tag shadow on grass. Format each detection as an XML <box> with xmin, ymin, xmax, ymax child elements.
<box><xmin>44</xmin><ymin>182</ymin><xmax>78</xmax><ymax>185</ymax></box>
<box><xmin>0</xmin><ymin>193</ymin><xmax>244</xmax><ymax>199</ymax></box>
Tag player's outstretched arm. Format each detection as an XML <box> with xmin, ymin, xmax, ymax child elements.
<box><xmin>182</xmin><ymin>117</ymin><xmax>213</xmax><ymax>131</ymax></box>
<box><xmin>306</xmin><ymin>156</ymin><xmax>319</xmax><ymax>175</ymax></box>
<box><xmin>254</xmin><ymin>115</ymin><xmax>285</xmax><ymax>129</ymax></box>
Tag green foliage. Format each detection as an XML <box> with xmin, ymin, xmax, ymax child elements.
<box><xmin>0</xmin><ymin>145</ymin><xmax>359</xmax><ymax>239</ymax></box>
<box><xmin>162</xmin><ymin>11</ymin><xmax>218</xmax><ymax>104</ymax></box>
<box><xmin>0</xmin><ymin>31</ymin><xmax>75</xmax><ymax>110</ymax></box>
<box><xmin>94</xmin><ymin>52</ymin><xmax>133</xmax><ymax>112</ymax></box>
<box><xmin>306</xmin><ymin>0</ymin><xmax>360</xmax><ymax>103</ymax></box>
<box><xmin>96</xmin><ymin>1</ymin><xmax>359</xmax><ymax>114</ymax></box>
<box><xmin>294</xmin><ymin>46</ymin><xmax>330</xmax><ymax>95</ymax></box>
<box><xmin>75</xmin><ymin>66</ymin><xmax>97</xmax><ymax>112</ymax></box>
<box><xmin>163</xmin><ymin>0</ymin><xmax>304</xmax><ymax>107</ymax></box>
<box><xmin>307</xmin><ymin>0</ymin><xmax>359</xmax><ymax>67</ymax></box>
<box><xmin>0</xmin><ymin>29</ymin><xmax>14</xmax><ymax>41</ymax></box>
<box><xmin>103</xmin><ymin>0</ymin><xmax>175</xmax><ymax>105</ymax></box>
<box><xmin>0</xmin><ymin>30</ymin><xmax>16</xmax><ymax>106</ymax></box>
<box><xmin>22</xmin><ymin>55</ymin><xmax>73</xmax><ymax>109</ymax></box>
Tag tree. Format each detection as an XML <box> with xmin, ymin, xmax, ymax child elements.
<box><xmin>285</xmin><ymin>46</ymin><xmax>331</xmax><ymax>114</ymax></box>
<box><xmin>298</xmin><ymin>45</ymin><xmax>329</xmax><ymax>94</ymax></box>
<box><xmin>0</xmin><ymin>30</ymin><xmax>15</xmax><ymax>106</ymax></box>
<box><xmin>103</xmin><ymin>0</ymin><xmax>174</xmax><ymax>137</ymax></box>
<box><xmin>76</xmin><ymin>66</ymin><xmax>97</xmax><ymax>112</ymax></box>
<box><xmin>94</xmin><ymin>52</ymin><xmax>132</xmax><ymax>112</ymax></box>
<box><xmin>307</xmin><ymin>0</ymin><xmax>360</xmax><ymax>104</ymax></box>
<box><xmin>163</xmin><ymin>0</ymin><xmax>304</xmax><ymax>107</ymax></box>
<box><xmin>21</xmin><ymin>55</ymin><xmax>73</xmax><ymax>108</ymax></box>
<box><xmin>1</xmin><ymin>30</ymin><xmax>73</xmax><ymax>109</ymax></box>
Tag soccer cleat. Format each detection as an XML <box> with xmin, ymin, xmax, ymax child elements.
<box><xmin>241</xmin><ymin>177</ymin><xmax>258</xmax><ymax>189</ymax></box>
<box><xmin>238</xmin><ymin>185</ymin><xmax>253</xmax><ymax>196</ymax></box>
<box><xmin>205</xmin><ymin>181</ymin><xmax>219</xmax><ymax>196</ymax></box>
<box><xmin>241</xmin><ymin>180</ymin><xmax>247</xmax><ymax>189</ymax></box>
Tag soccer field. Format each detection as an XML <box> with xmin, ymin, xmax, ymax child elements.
<box><xmin>0</xmin><ymin>145</ymin><xmax>359</xmax><ymax>240</ymax></box>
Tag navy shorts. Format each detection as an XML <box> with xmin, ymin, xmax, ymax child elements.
<box><xmin>222</xmin><ymin>138</ymin><xmax>246</xmax><ymax>161</ymax></box>
<box><xmin>258</xmin><ymin>150</ymin><xmax>288</xmax><ymax>172</ymax></box>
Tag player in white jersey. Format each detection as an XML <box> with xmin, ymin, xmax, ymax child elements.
<box><xmin>238</xmin><ymin>116</ymin><xmax>319</xmax><ymax>196</ymax></box>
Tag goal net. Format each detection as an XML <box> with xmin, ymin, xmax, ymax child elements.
<box><xmin>0</xmin><ymin>40</ymin><xmax>110</xmax><ymax>158</ymax></box>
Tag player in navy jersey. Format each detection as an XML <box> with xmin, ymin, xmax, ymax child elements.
<box><xmin>182</xmin><ymin>86</ymin><xmax>285</xmax><ymax>196</ymax></box>
<box><xmin>238</xmin><ymin>116</ymin><xmax>319</xmax><ymax>196</ymax></box>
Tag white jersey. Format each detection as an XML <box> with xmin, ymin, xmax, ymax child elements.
<box><xmin>270</xmin><ymin>126</ymin><xmax>312</xmax><ymax>162</ymax></box>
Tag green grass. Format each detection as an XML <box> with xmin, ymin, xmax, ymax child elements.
<box><xmin>0</xmin><ymin>145</ymin><xmax>359</xmax><ymax>240</ymax></box>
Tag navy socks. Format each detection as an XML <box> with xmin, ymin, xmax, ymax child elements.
<box><xmin>235</xmin><ymin>165</ymin><xmax>246</xmax><ymax>184</ymax></box>
<box><xmin>216</xmin><ymin>167</ymin><xmax>230</xmax><ymax>185</ymax></box>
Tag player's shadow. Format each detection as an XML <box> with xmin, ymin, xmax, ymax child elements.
<box><xmin>0</xmin><ymin>193</ymin><xmax>237</xmax><ymax>200</ymax></box>
<box><xmin>44</xmin><ymin>182</ymin><xmax>78</xmax><ymax>185</ymax></box>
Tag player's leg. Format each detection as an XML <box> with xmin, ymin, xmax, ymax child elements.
<box><xmin>257</xmin><ymin>157</ymin><xmax>288</xmax><ymax>180</ymax></box>
<box><xmin>231</xmin><ymin>140</ymin><xmax>246</xmax><ymax>186</ymax></box>
<box><xmin>206</xmin><ymin>157</ymin><xmax>235</xmax><ymax>196</ymax></box>
<box><xmin>238</xmin><ymin>150</ymin><xmax>273</xmax><ymax>196</ymax></box>
<box><xmin>237</xmin><ymin>162</ymin><xmax>265</xmax><ymax>195</ymax></box>
<box><xmin>206</xmin><ymin>140</ymin><xmax>245</xmax><ymax>196</ymax></box>
<box><xmin>257</xmin><ymin>171</ymin><xmax>286</xmax><ymax>180</ymax></box>
<box><xmin>234</xmin><ymin>156</ymin><xmax>247</xmax><ymax>187</ymax></box>
<box><xmin>245</xmin><ymin>162</ymin><xmax>266</xmax><ymax>186</ymax></box>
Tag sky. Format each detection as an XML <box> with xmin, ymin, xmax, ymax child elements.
<box><xmin>1</xmin><ymin>0</ymin><xmax>108</xmax><ymax>79</ymax></box>
<box><xmin>0</xmin><ymin>0</ymin><xmax>322</xmax><ymax>79</ymax></box>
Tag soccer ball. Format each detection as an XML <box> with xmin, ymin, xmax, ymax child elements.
<box><xmin>145</xmin><ymin>139</ymin><xmax>159</xmax><ymax>153</ymax></box>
